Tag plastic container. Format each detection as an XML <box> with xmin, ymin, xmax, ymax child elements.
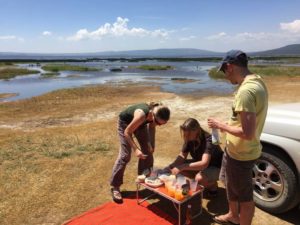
<box><xmin>211</xmin><ymin>128</ymin><xmax>221</xmax><ymax>145</ymax></box>
<box><xmin>176</xmin><ymin>175</ymin><xmax>186</xmax><ymax>187</ymax></box>
<box><xmin>189</xmin><ymin>179</ymin><xmax>198</xmax><ymax>192</ymax></box>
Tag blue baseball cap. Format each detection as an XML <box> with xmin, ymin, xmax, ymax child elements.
<box><xmin>218</xmin><ymin>50</ymin><xmax>248</xmax><ymax>72</ymax></box>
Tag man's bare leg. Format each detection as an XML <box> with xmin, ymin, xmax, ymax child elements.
<box><xmin>239</xmin><ymin>201</ymin><xmax>255</xmax><ymax>225</ymax></box>
<box><xmin>214</xmin><ymin>201</ymin><xmax>240</xmax><ymax>224</ymax></box>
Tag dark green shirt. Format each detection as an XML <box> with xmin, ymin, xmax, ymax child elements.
<box><xmin>119</xmin><ymin>103</ymin><xmax>150</xmax><ymax>124</ymax></box>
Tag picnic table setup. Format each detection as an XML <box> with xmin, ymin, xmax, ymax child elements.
<box><xmin>136</xmin><ymin>170</ymin><xmax>204</xmax><ymax>225</ymax></box>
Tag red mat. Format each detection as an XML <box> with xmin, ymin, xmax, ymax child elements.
<box><xmin>63</xmin><ymin>198</ymin><xmax>176</xmax><ymax>225</ymax></box>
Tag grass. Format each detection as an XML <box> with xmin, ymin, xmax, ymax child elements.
<box><xmin>171</xmin><ymin>78</ymin><xmax>198</xmax><ymax>83</ymax></box>
<box><xmin>251</xmin><ymin>56</ymin><xmax>300</xmax><ymax>63</ymax></box>
<box><xmin>0</xmin><ymin>128</ymin><xmax>110</xmax><ymax>162</ymax></box>
<box><xmin>40</xmin><ymin>72</ymin><xmax>60</xmax><ymax>78</ymax></box>
<box><xmin>249</xmin><ymin>65</ymin><xmax>300</xmax><ymax>76</ymax></box>
<box><xmin>42</xmin><ymin>63</ymin><xmax>99</xmax><ymax>72</ymax></box>
<box><xmin>0</xmin><ymin>67</ymin><xmax>40</xmax><ymax>80</ymax></box>
<box><xmin>0</xmin><ymin>123</ymin><xmax>117</xmax><ymax>225</ymax></box>
<box><xmin>208</xmin><ymin>65</ymin><xmax>300</xmax><ymax>79</ymax></box>
<box><xmin>0</xmin><ymin>62</ymin><xmax>13</xmax><ymax>66</ymax></box>
<box><xmin>136</xmin><ymin>65</ymin><xmax>174</xmax><ymax>70</ymax></box>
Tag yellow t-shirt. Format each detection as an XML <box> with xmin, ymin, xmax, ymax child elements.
<box><xmin>226</xmin><ymin>75</ymin><xmax>268</xmax><ymax>161</ymax></box>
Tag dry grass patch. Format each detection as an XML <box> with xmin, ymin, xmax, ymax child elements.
<box><xmin>0</xmin><ymin>121</ymin><xmax>118</xmax><ymax>225</ymax></box>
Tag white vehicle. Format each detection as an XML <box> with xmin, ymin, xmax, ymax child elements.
<box><xmin>253</xmin><ymin>103</ymin><xmax>300</xmax><ymax>214</ymax></box>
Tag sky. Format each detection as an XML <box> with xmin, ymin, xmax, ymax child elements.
<box><xmin>1</xmin><ymin>0</ymin><xmax>300</xmax><ymax>53</ymax></box>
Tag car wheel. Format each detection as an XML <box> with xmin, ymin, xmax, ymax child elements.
<box><xmin>253</xmin><ymin>151</ymin><xmax>299</xmax><ymax>214</ymax></box>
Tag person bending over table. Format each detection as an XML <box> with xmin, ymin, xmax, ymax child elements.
<box><xmin>110</xmin><ymin>102</ymin><xmax>170</xmax><ymax>203</ymax></box>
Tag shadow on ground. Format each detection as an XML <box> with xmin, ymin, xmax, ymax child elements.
<box><xmin>268</xmin><ymin>206</ymin><xmax>300</xmax><ymax>225</ymax></box>
<box><xmin>123</xmin><ymin>187</ymin><xmax>300</xmax><ymax>225</ymax></box>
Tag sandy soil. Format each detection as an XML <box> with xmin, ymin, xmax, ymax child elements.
<box><xmin>0</xmin><ymin>76</ymin><xmax>299</xmax><ymax>225</ymax></box>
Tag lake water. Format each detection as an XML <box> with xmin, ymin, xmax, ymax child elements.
<box><xmin>0</xmin><ymin>60</ymin><xmax>234</xmax><ymax>102</ymax></box>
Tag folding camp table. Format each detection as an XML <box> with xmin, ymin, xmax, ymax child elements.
<box><xmin>136</xmin><ymin>182</ymin><xmax>203</xmax><ymax>225</ymax></box>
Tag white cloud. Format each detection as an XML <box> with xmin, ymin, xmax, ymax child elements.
<box><xmin>206</xmin><ymin>31</ymin><xmax>287</xmax><ymax>42</ymax></box>
<box><xmin>179</xmin><ymin>35</ymin><xmax>196</xmax><ymax>41</ymax></box>
<box><xmin>0</xmin><ymin>35</ymin><xmax>17</xmax><ymax>40</ymax></box>
<box><xmin>280</xmin><ymin>19</ymin><xmax>300</xmax><ymax>33</ymax></box>
<box><xmin>67</xmin><ymin>17</ymin><xmax>169</xmax><ymax>41</ymax></box>
<box><xmin>151</xmin><ymin>29</ymin><xmax>169</xmax><ymax>38</ymax></box>
<box><xmin>202</xmin><ymin>29</ymin><xmax>300</xmax><ymax>52</ymax></box>
<box><xmin>42</xmin><ymin>31</ymin><xmax>52</xmax><ymax>36</ymax></box>
<box><xmin>206</xmin><ymin>32</ymin><xmax>227</xmax><ymax>40</ymax></box>
<box><xmin>235</xmin><ymin>32</ymin><xmax>271</xmax><ymax>41</ymax></box>
<box><xmin>0</xmin><ymin>35</ymin><xmax>24</xmax><ymax>41</ymax></box>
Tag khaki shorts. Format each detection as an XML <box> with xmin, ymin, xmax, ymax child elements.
<box><xmin>220</xmin><ymin>150</ymin><xmax>256</xmax><ymax>202</ymax></box>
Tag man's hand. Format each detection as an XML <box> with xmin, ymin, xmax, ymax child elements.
<box><xmin>207</xmin><ymin>117</ymin><xmax>222</xmax><ymax>129</ymax></box>
<box><xmin>148</xmin><ymin>143</ymin><xmax>154</xmax><ymax>154</ymax></box>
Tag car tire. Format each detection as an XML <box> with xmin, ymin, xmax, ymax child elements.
<box><xmin>253</xmin><ymin>151</ymin><xmax>299</xmax><ymax>214</ymax></box>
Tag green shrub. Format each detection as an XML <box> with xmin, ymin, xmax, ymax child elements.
<box><xmin>42</xmin><ymin>64</ymin><xmax>99</xmax><ymax>72</ymax></box>
<box><xmin>137</xmin><ymin>65</ymin><xmax>173</xmax><ymax>70</ymax></box>
<box><xmin>0</xmin><ymin>67</ymin><xmax>39</xmax><ymax>80</ymax></box>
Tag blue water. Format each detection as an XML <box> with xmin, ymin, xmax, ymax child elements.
<box><xmin>0</xmin><ymin>60</ymin><xmax>234</xmax><ymax>102</ymax></box>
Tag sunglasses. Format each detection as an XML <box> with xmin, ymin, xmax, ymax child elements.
<box><xmin>220</xmin><ymin>63</ymin><xmax>228</xmax><ymax>73</ymax></box>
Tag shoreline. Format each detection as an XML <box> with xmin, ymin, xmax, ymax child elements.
<box><xmin>1</xmin><ymin>75</ymin><xmax>300</xmax><ymax>130</ymax></box>
<box><xmin>2</xmin><ymin>60</ymin><xmax>300</xmax><ymax>102</ymax></box>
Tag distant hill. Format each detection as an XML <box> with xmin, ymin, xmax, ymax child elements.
<box><xmin>0</xmin><ymin>48</ymin><xmax>223</xmax><ymax>60</ymax></box>
<box><xmin>250</xmin><ymin>44</ymin><xmax>300</xmax><ymax>56</ymax></box>
<box><xmin>1</xmin><ymin>44</ymin><xmax>300</xmax><ymax>60</ymax></box>
<box><xmin>93</xmin><ymin>48</ymin><xmax>224</xmax><ymax>57</ymax></box>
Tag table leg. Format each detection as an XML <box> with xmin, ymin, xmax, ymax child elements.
<box><xmin>178</xmin><ymin>203</ymin><xmax>181</xmax><ymax>225</ymax></box>
<box><xmin>136</xmin><ymin>182</ymin><xmax>157</xmax><ymax>205</ymax></box>
<box><xmin>136</xmin><ymin>183</ymin><xmax>140</xmax><ymax>204</ymax></box>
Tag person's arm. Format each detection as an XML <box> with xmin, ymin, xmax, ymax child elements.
<box><xmin>124</xmin><ymin>109</ymin><xmax>147</xmax><ymax>159</ymax></box>
<box><xmin>208</xmin><ymin>111</ymin><xmax>256</xmax><ymax>140</ymax></box>
<box><xmin>170</xmin><ymin>152</ymin><xmax>188</xmax><ymax>174</ymax></box>
<box><xmin>176</xmin><ymin>153</ymin><xmax>211</xmax><ymax>172</ymax></box>
<box><xmin>147</xmin><ymin>121</ymin><xmax>156</xmax><ymax>153</ymax></box>
<box><xmin>169</xmin><ymin>152</ymin><xmax>188</xmax><ymax>167</ymax></box>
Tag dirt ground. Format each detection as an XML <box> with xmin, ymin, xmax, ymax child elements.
<box><xmin>0</xmin><ymin>76</ymin><xmax>300</xmax><ymax>225</ymax></box>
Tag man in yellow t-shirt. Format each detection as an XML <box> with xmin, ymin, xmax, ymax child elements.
<box><xmin>207</xmin><ymin>50</ymin><xmax>268</xmax><ymax>225</ymax></box>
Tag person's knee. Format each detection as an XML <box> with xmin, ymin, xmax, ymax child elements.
<box><xmin>196</xmin><ymin>173</ymin><xmax>217</xmax><ymax>189</ymax></box>
<box><xmin>119</xmin><ymin>154</ymin><xmax>131</xmax><ymax>164</ymax></box>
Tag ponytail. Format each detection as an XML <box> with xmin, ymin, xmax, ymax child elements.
<box><xmin>148</xmin><ymin>101</ymin><xmax>162</xmax><ymax>110</ymax></box>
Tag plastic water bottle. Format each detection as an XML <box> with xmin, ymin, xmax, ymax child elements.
<box><xmin>212</xmin><ymin>128</ymin><xmax>220</xmax><ymax>145</ymax></box>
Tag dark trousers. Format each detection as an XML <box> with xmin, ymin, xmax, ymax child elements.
<box><xmin>110</xmin><ymin>119</ymin><xmax>153</xmax><ymax>187</ymax></box>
